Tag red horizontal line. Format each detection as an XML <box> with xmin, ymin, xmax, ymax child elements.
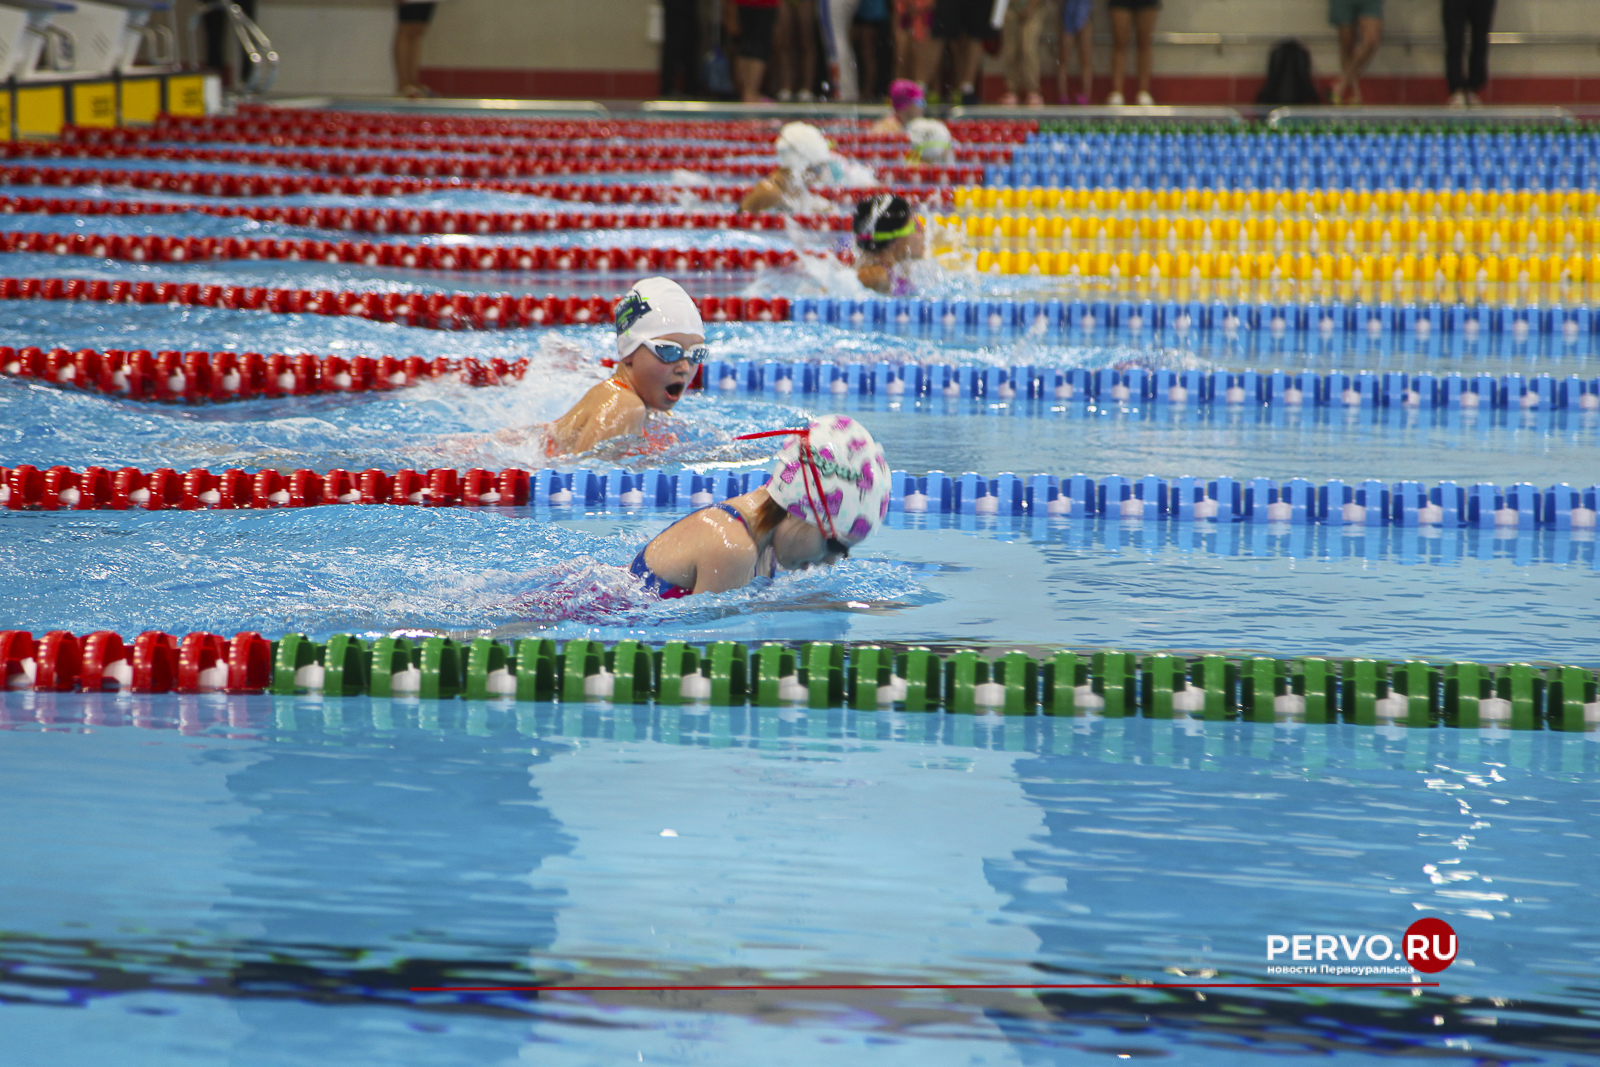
<box><xmin>410</xmin><ymin>981</ymin><xmax>1438</xmax><ymax>992</ymax></box>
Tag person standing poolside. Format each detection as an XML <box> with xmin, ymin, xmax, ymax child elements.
<box><xmin>1056</xmin><ymin>0</ymin><xmax>1093</xmax><ymax>104</ymax></box>
<box><xmin>732</xmin><ymin>0</ymin><xmax>782</xmax><ymax>102</ymax></box>
<box><xmin>631</xmin><ymin>416</ymin><xmax>891</xmax><ymax>597</ymax></box>
<box><xmin>891</xmin><ymin>0</ymin><xmax>940</xmax><ymax>87</ymax></box>
<box><xmin>1106</xmin><ymin>0</ymin><xmax>1157</xmax><ymax>105</ymax></box>
<box><xmin>394</xmin><ymin>0</ymin><xmax>443</xmax><ymax>97</ymax></box>
<box><xmin>1442</xmin><ymin>0</ymin><xmax>1493</xmax><ymax>106</ymax></box>
<box><xmin>998</xmin><ymin>0</ymin><xmax>1049</xmax><ymax>106</ymax></box>
<box><xmin>872</xmin><ymin>78</ymin><xmax>926</xmax><ymax>133</ymax></box>
<box><xmin>740</xmin><ymin>122</ymin><xmax>837</xmax><ymax>212</ymax></box>
<box><xmin>931</xmin><ymin>0</ymin><xmax>996</xmax><ymax>106</ymax></box>
<box><xmin>1329</xmin><ymin>0</ymin><xmax>1382</xmax><ymax>104</ymax></box>
<box><xmin>546</xmin><ymin>278</ymin><xmax>707</xmax><ymax>456</ymax></box>
<box><xmin>853</xmin><ymin>193</ymin><xmax>926</xmax><ymax>293</ymax></box>
<box><xmin>773</xmin><ymin>0</ymin><xmax>820</xmax><ymax>101</ymax></box>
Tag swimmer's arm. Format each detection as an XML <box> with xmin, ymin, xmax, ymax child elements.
<box><xmin>691</xmin><ymin>538</ymin><xmax>760</xmax><ymax>594</ymax></box>
<box><xmin>564</xmin><ymin>402</ymin><xmax>645</xmax><ymax>454</ymax></box>
<box><xmin>549</xmin><ymin>385</ymin><xmax>646</xmax><ymax>455</ymax></box>
<box><xmin>740</xmin><ymin>176</ymin><xmax>786</xmax><ymax>214</ymax></box>
<box><xmin>857</xmin><ymin>262</ymin><xmax>892</xmax><ymax>294</ymax></box>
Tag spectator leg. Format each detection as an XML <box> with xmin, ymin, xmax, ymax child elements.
<box><xmin>1441</xmin><ymin>0</ymin><xmax>1467</xmax><ymax>94</ymax></box>
<box><xmin>394</xmin><ymin>21</ymin><xmax>427</xmax><ymax>96</ymax></box>
<box><xmin>661</xmin><ymin>0</ymin><xmax>701</xmax><ymax>95</ymax></box>
<box><xmin>798</xmin><ymin>0</ymin><xmax>819</xmax><ymax>93</ymax></box>
<box><xmin>1347</xmin><ymin>16</ymin><xmax>1381</xmax><ymax>101</ymax></box>
<box><xmin>1133</xmin><ymin>5</ymin><xmax>1157</xmax><ymax>98</ymax></box>
<box><xmin>774</xmin><ymin>3</ymin><xmax>795</xmax><ymax>94</ymax></box>
<box><xmin>1001</xmin><ymin>7</ymin><xmax>1022</xmax><ymax>94</ymax></box>
<box><xmin>957</xmin><ymin>35</ymin><xmax>984</xmax><ymax>95</ymax></box>
<box><xmin>1466</xmin><ymin>0</ymin><xmax>1494</xmax><ymax>93</ymax></box>
<box><xmin>1109</xmin><ymin>6</ymin><xmax>1131</xmax><ymax>100</ymax></box>
<box><xmin>824</xmin><ymin>0</ymin><xmax>861</xmax><ymax>100</ymax></box>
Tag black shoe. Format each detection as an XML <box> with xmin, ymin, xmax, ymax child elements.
<box><xmin>961</xmin><ymin>89</ymin><xmax>979</xmax><ymax>107</ymax></box>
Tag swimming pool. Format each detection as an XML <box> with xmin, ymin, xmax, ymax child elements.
<box><xmin>3</xmin><ymin>108</ymin><xmax>1599</xmax><ymax>1065</ymax></box>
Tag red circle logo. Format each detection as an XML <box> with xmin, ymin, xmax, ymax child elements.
<box><xmin>1404</xmin><ymin>917</ymin><xmax>1458</xmax><ymax>973</ymax></box>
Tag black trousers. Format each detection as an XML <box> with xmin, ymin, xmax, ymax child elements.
<box><xmin>661</xmin><ymin>0</ymin><xmax>701</xmax><ymax>96</ymax></box>
<box><xmin>1442</xmin><ymin>0</ymin><xmax>1494</xmax><ymax>94</ymax></box>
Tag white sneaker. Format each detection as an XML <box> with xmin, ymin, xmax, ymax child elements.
<box><xmin>1465</xmin><ymin>91</ymin><xmax>1482</xmax><ymax>107</ymax></box>
<box><xmin>1447</xmin><ymin>91</ymin><xmax>1467</xmax><ymax>108</ymax></box>
<box><xmin>776</xmin><ymin>88</ymin><xmax>794</xmax><ymax>103</ymax></box>
<box><xmin>1106</xmin><ymin>91</ymin><xmax>1125</xmax><ymax>106</ymax></box>
<box><xmin>797</xmin><ymin>89</ymin><xmax>816</xmax><ymax>103</ymax></box>
<box><xmin>1136</xmin><ymin>90</ymin><xmax>1155</xmax><ymax>106</ymax></box>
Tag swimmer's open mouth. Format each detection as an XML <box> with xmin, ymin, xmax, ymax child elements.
<box><xmin>665</xmin><ymin>383</ymin><xmax>685</xmax><ymax>399</ymax></box>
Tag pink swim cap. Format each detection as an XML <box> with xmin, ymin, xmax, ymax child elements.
<box><xmin>889</xmin><ymin>79</ymin><xmax>924</xmax><ymax>113</ymax></box>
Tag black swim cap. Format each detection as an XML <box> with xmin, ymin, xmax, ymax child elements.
<box><xmin>853</xmin><ymin>194</ymin><xmax>914</xmax><ymax>251</ymax></box>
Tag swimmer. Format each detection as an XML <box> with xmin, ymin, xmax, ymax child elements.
<box><xmin>905</xmin><ymin>116</ymin><xmax>953</xmax><ymax>164</ymax></box>
<box><xmin>739</xmin><ymin>121</ymin><xmax>837</xmax><ymax>213</ymax></box>
<box><xmin>852</xmin><ymin>194</ymin><xmax>925</xmax><ymax>295</ymax></box>
<box><xmin>546</xmin><ymin>277</ymin><xmax>707</xmax><ymax>455</ymax></box>
<box><xmin>871</xmin><ymin>78</ymin><xmax>926</xmax><ymax>134</ymax></box>
<box><xmin>631</xmin><ymin>415</ymin><xmax>890</xmax><ymax>597</ymax></box>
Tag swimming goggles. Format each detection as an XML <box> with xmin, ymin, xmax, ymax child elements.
<box><xmin>636</xmin><ymin>337</ymin><xmax>709</xmax><ymax>366</ymax></box>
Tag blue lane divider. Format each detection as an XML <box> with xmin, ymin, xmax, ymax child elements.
<box><xmin>1006</xmin><ymin>129</ymin><xmax>1600</xmax><ymax>191</ymax></box>
<box><xmin>522</xmin><ymin>466</ymin><xmax>1599</xmax><ymax>530</ymax></box>
<box><xmin>786</xmin><ymin>297</ymin><xmax>1597</xmax><ymax>341</ymax></box>
<box><xmin>703</xmin><ymin>357</ymin><xmax>1600</xmax><ymax>411</ymax></box>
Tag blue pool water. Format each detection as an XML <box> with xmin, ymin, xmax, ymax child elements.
<box><xmin>5</xmin><ymin>114</ymin><xmax>1600</xmax><ymax>1065</ymax></box>
<box><xmin>4</xmin><ymin>696</ymin><xmax>1600</xmax><ymax>1066</ymax></box>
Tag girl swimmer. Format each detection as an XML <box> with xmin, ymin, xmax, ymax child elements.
<box><xmin>852</xmin><ymin>194</ymin><xmax>925</xmax><ymax>295</ymax></box>
<box><xmin>544</xmin><ymin>277</ymin><xmax>708</xmax><ymax>455</ymax></box>
<box><xmin>631</xmin><ymin>415</ymin><xmax>890</xmax><ymax>597</ymax></box>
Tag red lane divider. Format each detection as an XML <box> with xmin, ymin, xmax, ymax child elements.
<box><xmin>0</xmin><ymin>229</ymin><xmax>820</xmax><ymax>273</ymax></box>
<box><xmin>0</xmin><ymin>276</ymin><xmax>790</xmax><ymax>330</ymax></box>
<box><xmin>63</xmin><ymin>123</ymin><xmax>1020</xmax><ymax>166</ymax></box>
<box><xmin>104</xmin><ymin>110</ymin><xmax>1035</xmax><ymax>145</ymax></box>
<box><xmin>0</xmin><ymin>195</ymin><xmax>852</xmax><ymax>234</ymax></box>
<box><xmin>0</xmin><ymin>345</ymin><xmax>535</xmax><ymax>403</ymax></box>
<box><xmin>1</xmin><ymin>463</ymin><xmax>537</xmax><ymax>511</ymax></box>
<box><xmin>0</xmin><ymin>162</ymin><xmax>959</xmax><ymax>206</ymax></box>
<box><xmin>0</xmin><ymin>141</ymin><xmax>987</xmax><ymax>187</ymax></box>
<box><xmin>0</xmin><ymin>627</ymin><xmax>274</xmax><ymax>694</ymax></box>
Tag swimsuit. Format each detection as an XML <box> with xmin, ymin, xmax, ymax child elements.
<box><xmin>631</xmin><ymin>502</ymin><xmax>763</xmax><ymax>599</ymax></box>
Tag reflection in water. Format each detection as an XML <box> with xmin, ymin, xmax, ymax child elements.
<box><xmin>4</xmin><ymin>695</ymin><xmax>1600</xmax><ymax>1065</ymax></box>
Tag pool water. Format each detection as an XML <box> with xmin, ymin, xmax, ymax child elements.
<box><xmin>5</xmin><ymin>695</ymin><xmax>1600</xmax><ymax>1067</ymax></box>
<box><xmin>4</xmin><ymin>112</ymin><xmax>1600</xmax><ymax>1066</ymax></box>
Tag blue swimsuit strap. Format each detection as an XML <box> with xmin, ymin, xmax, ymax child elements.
<box><xmin>633</xmin><ymin>502</ymin><xmax>761</xmax><ymax>598</ymax></box>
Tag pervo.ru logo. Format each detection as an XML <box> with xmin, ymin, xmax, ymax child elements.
<box><xmin>1266</xmin><ymin>918</ymin><xmax>1458</xmax><ymax>976</ymax></box>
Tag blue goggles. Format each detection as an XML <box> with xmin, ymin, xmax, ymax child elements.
<box><xmin>637</xmin><ymin>337</ymin><xmax>710</xmax><ymax>366</ymax></box>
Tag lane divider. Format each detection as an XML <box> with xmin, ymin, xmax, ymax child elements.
<box><xmin>0</xmin><ymin>629</ymin><xmax>1592</xmax><ymax>729</ymax></box>
<box><xmin>0</xmin><ymin>196</ymin><xmax>854</xmax><ymax>234</ymax></box>
<box><xmin>0</xmin><ymin>164</ymin><xmax>957</xmax><ymax>206</ymax></box>
<box><xmin>790</xmin><ymin>295</ymin><xmax>1598</xmax><ymax>334</ymax></box>
<box><xmin>0</xmin><ymin>139</ymin><xmax>986</xmax><ymax>186</ymax></box>
<box><xmin>702</xmin><ymin>358</ymin><xmax>1600</xmax><ymax>410</ymax></box>
<box><xmin>127</xmin><ymin>111</ymin><xmax>1035</xmax><ymax>145</ymax></box>
<box><xmin>0</xmin><ymin>275</ymin><xmax>789</xmax><ymax>328</ymax></box>
<box><xmin>0</xmin><ymin>346</ymin><xmax>535</xmax><ymax>402</ymax></box>
<box><xmin>0</xmin><ymin>229</ymin><xmax>816</xmax><ymax>273</ymax></box>
<box><xmin>3</xmin><ymin>463</ymin><xmax>1596</xmax><ymax>530</ymax></box>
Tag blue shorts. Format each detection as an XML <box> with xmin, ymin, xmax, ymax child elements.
<box><xmin>1060</xmin><ymin>0</ymin><xmax>1091</xmax><ymax>33</ymax></box>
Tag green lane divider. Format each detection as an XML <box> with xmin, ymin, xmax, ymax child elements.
<box><xmin>57</xmin><ymin>630</ymin><xmax>1600</xmax><ymax>731</ymax></box>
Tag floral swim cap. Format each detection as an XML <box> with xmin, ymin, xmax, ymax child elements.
<box><xmin>748</xmin><ymin>415</ymin><xmax>891</xmax><ymax>544</ymax></box>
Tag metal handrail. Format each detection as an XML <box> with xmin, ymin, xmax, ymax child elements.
<box><xmin>949</xmin><ymin>104</ymin><xmax>1244</xmax><ymax>123</ymax></box>
<box><xmin>1266</xmin><ymin>105</ymin><xmax>1575</xmax><ymax>128</ymax></box>
<box><xmin>139</xmin><ymin>22</ymin><xmax>176</xmax><ymax>67</ymax></box>
<box><xmin>1146</xmin><ymin>30</ymin><xmax>1600</xmax><ymax>48</ymax></box>
<box><xmin>188</xmin><ymin>0</ymin><xmax>276</xmax><ymax>95</ymax></box>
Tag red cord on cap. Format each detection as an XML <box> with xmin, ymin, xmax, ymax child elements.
<box><xmin>735</xmin><ymin>426</ymin><xmax>839</xmax><ymax>542</ymax></box>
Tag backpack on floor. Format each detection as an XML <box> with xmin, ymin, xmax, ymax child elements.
<box><xmin>1256</xmin><ymin>40</ymin><xmax>1321</xmax><ymax>105</ymax></box>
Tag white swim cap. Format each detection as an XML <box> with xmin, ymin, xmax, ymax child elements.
<box><xmin>906</xmin><ymin>118</ymin><xmax>953</xmax><ymax>164</ymax></box>
<box><xmin>756</xmin><ymin>415</ymin><xmax>890</xmax><ymax>544</ymax></box>
<box><xmin>775</xmin><ymin>121</ymin><xmax>832</xmax><ymax>173</ymax></box>
<box><xmin>613</xmin><ymin>276</ymin><xmax>704</xmax><ymax>357</ymax></box>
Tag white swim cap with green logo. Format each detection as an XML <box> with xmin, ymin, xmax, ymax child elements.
<box><xmin>613</xmin><ymin>277</ymin><xmax>705</xmax><ymax>357</ymax></box>
<box><xmin>775</xmin><ymin>122</ymin><xmax>833</xmax><ymax>173</ymax></box>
